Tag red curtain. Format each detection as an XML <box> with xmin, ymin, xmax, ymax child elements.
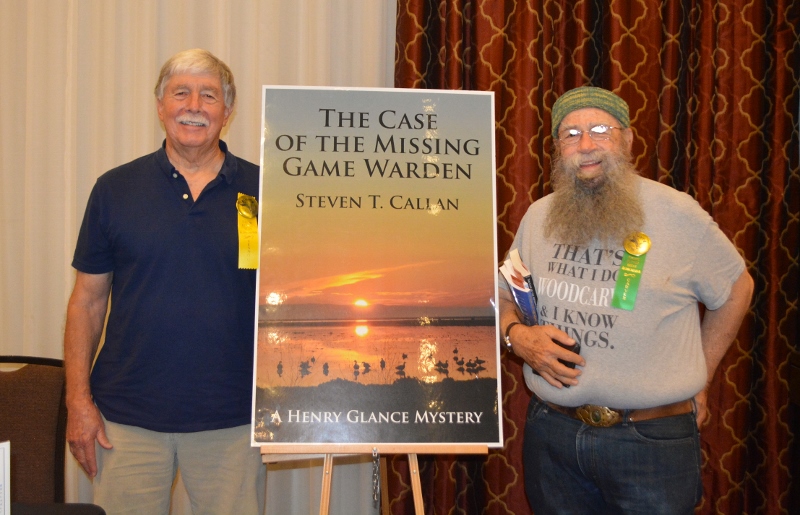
<box><xmin>390</xmin><ymin>1</ymin><xmax>800</xmax><ymax>513</ymax></box>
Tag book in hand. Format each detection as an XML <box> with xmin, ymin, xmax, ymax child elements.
<box><xmin>500</xmin><ymin>249</ymin><xmax>580</xmax><ymax>386</ymax></box>
<box><xmin>499</xmin><ymin>248</ymin><xmax>538</xmax><ymax>326</ymax></box>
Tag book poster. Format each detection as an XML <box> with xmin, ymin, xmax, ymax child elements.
<box><xmin>251</xmin><ymin>87</ymin><xmax>501</xmax><ymax>447</ymax></box>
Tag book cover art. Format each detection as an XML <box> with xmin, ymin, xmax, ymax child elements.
<box><xmin>252</xmin><ymin>87</ymin><xmax>501</xmax><ymax>447</ymax></box>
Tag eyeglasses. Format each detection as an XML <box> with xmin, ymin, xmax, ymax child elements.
<box><xmin>558</xmin><ymin>124</ymin><xmax>621</xmax><ymax>145</ymax></box>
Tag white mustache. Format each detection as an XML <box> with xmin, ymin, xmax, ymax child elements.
<box><xmin>176</xmin><ymin>114</ymin><xmax>209</xmax><ymax>127</ymax></box>
<box><xmin>566</xmin><ymin>150</ymin><xmax>604</xmax><ymax>168</ymax></box>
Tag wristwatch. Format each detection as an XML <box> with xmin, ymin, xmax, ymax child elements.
<box><xmin>504</xmin><ymin>322</ymin><xmax>521</xmax><ymax>353</ymax></box>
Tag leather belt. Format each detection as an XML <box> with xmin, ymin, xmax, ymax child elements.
<box><xmin>545</xmin><ymin>399</ymin><xmax>694</xmax><ymax>428</ymax></box>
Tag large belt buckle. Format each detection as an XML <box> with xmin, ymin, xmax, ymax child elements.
<box><xmin>575</xmin><ymin>405</ymin><xmax>622</xmax><ymax>427</ymax></box>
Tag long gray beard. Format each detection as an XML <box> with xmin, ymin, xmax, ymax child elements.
<box><xmin>544</xmin><ymin>148</ymin><xmax>644</xmax><ymax>247</ymax></box>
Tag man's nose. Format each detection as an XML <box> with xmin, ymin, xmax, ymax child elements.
<box><xmin>576</xmin><ymin>131</ymin><xmax>599</xmax><ymax>151</ymax></box>
<box><xmin>186</xmin><ymin>92</ymin><xmax>202</xmax><ymax>110</ymax></box>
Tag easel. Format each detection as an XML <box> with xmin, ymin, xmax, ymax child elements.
<box><xmin>262</xmin><ymin>444</ymin><xmax>488</xmax><ymax>514</ymax></box>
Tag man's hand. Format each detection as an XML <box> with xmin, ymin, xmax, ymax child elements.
<box><xmin>508</xmin><ymin>322</ymin><xmax>585</xmax><ymax>388</ymax></box>
<box><xmin>693</xmin><ymin>388</ymin><xmax>709</xmax><ymax>428</ymax></box>
<box><xmin>67</xmin><ymin>397</ymin><xmax>113</xmax><ymax>477</ymax></box>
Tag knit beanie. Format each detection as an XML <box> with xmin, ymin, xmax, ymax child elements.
<box><xmin>551</xmin><ymin>86</ymin><xmax>630</xmax><ymax>139</ymax></box>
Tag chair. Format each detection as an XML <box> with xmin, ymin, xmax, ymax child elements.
<box><xmin>0</xmin><ymin>355</ymin><xmax>67</xmax><ymax>503</ymax></box>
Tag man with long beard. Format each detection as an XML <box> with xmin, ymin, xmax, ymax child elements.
<box><xmin>499</xmin><ymin>86</ymin><xmax>753</xmax><ymax>514</ymax></box>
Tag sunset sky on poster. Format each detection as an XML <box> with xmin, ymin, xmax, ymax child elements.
<box><xmin>257</xmin><ymin>87</ymin><xmax>496</xmax><ymax>316</ymax></box>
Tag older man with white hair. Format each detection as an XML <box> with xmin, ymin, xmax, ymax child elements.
<box><xmin>499</xmin><ymin>86</ymin><xmax>753</xmax><ymax>514</ymax></box>
<box><xmin>64</xmin><ymin>49</ymin><xmax>263</xmax><ymax>514</ymax></box>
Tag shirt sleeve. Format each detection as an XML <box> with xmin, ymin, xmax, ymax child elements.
<box><xmin>686</xmin><ymin>219</ymin><xmax>745</xmax><ymax>310</ymax></box>
<box><xmin>72</xmin><ymin>180</ymin><xmax>115</xmax><ymax>274</ymax></box>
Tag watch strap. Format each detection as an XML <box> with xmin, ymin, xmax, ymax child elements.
<box><xmin>504</xmin><ymin>321</ymin><xmax>521</xmax><ymax>352</ymax></box>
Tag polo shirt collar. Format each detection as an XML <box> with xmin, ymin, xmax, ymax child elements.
<box><xmin>155</xmin><ymin>140</ymin><xmax>238</xmax><ymax>184</ymax></box>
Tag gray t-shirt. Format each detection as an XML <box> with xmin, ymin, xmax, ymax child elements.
<box><xmin>506</xmin><ymin>176</ymin><xmax>745</xmax><ymax>408</ymax></box>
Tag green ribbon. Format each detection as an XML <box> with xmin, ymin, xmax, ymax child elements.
<box><xmin>611</xmin><ymin>252</ymin><xmax>646</xmax><ymax>310</ymax></box>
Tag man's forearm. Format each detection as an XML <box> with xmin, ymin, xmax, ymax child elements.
<box><xmin>64</xmin><ymin>307</ymin><xmax>103</xmax><ymax>404</ymax></box>
<box><xmin>498</xmin><ymin>289</ymin><xmax>521</xmax><ymax>337</ymax></box>
<box><xmin>700</xmin><ymin>269</ymin><xmax>754</xmax><ymax>384</ymax></box>
<box><xmin>64</xmin><ymin>272</ymin><xmax>112</xmax><ymax>405</ymax></box>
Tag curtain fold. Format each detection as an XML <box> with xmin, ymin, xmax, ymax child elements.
<box><xmin>393</xmin><ymin>0</ymin><xmax>800</xmax><ymax>513</ymax></box>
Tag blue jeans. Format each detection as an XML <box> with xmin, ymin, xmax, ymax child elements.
<box><xmin>523</xmin><ymin>397</ymin><xmax>702</xmax><ymax>515</ymax></box>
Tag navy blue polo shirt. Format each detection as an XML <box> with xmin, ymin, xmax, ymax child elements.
<box><xmin>73</xmin><ymin>141</ymin><xmax>259</xmax><ymax>432</ymax></box>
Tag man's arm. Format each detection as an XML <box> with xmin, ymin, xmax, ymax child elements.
<box><xmin>694</xmin><ymin>269</ymin><xmax>754</xmax><ymax>427</ymax></box>
<box><xmin>64</xmin><ymin>270</ymin><xmax>114</xmax><ymax>477</ymax></box>
<box><xmin>499</xmin><ymin>288</ymin><xmax>584</xmax><ymax>388</ymax></box>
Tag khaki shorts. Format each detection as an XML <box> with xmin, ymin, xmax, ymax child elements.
<box><xmin>94</xmin><ymin>417</ymin><xmax>265</xmax><ymax>515</ymax></box>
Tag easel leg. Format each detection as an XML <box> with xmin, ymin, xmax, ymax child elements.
<box><xmin>319</xmin><ymin>453</ymin><xmax>334</xmax><ymax>515</ymax></box>
<box><xmin>408</xmin><ymin>453</ymin><xmax>425</xmax><ymax>515</ymax></box>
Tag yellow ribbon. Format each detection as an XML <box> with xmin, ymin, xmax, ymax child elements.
<box><xmin>237</xmin><ymin>193</ymin><xmax>259</xmax><ymax>269</ymax></box>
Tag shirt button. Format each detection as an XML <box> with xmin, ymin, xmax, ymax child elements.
<box><xmin>182</xmin><ymin>194</ymin><xmax>189</xmax><ymax>200</ymax></box>
<box><xmin>173</xmin><ymin>173</ymin><xmax>178</xmax><ymax>178</ymax></box>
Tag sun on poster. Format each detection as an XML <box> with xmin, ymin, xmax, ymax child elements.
<box><xmin>251</xmin><ymin>87</ymin><xmax>501</xmax><ymax>447</ymax></box>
